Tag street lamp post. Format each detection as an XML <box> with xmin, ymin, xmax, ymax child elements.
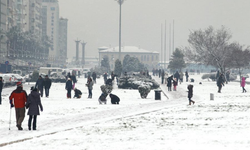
<box><xmin>115</xmin><ymin>0</ymin><xmax>125</xmax><ymax>61</ymax></box>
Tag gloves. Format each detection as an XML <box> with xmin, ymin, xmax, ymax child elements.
<box><xmin>10</xmin><ymin>100</ymin><xmax>14</xmax><ymax>108</ymax></box>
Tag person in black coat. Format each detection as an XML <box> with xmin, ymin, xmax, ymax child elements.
<box><xmin>217</xmin><ymin>73</ymin><xmax>224</xmax><ymax>93</ymax></box>
<box><xmin>26</xmin><ymin>87</ymin><xmax>43</xmax><ymax>130</ymax></box>
<box><xmin>0</xmin><ymin>77</ymin><xmax>3</xmax><ymax>105</ymax></box>
<box><xmin>187</xmin><ymin>84</ymin><xmax>195</xmax><ymax>105</ymax></box>
<box><xmin>35</xmin><ymin>76</ymin><xmax>44</xmax><ymax>97</ymax></box>
<box><xmin>109</xmin><ymin>93</ymin><xmax>120</xmax><ymax>104</ymax></box>
<box><xmin>65</xmin><ymin>78</ymin><xmax>73</xmax><ymax>98</ymax></box>
<box><xmin>43</xmin><ymin>75</ymin><xmax>52</xmax><ymax>98</ymax></box>
<box><xmin>73</xmin><ymin>88</ymin><xmax>82</xmax><ymax>98</ymax></box>
<box><xmin>167</xmin><ymin>75</ymin><xmax>173</xmax><ymax>91</ymax></box>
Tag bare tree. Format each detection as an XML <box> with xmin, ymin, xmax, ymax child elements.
<box><xmin>185</xmin><ymin>26</ymin><xmax>232</xmax><ymax>75</ymax></box>
<box><xmin>225</xmin><ymin>43</ymin><xmax>250</xmax><ymax>82</ymax></box>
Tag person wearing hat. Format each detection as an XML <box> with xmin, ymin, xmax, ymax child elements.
<box><xmin>9</xmin><ymin>82</ymin><xmax>28</xmax><ymax>130</ymax></box>
<box><xmin>0</xmin><ymin>77</ymin><xmax>3</xmax><ymax>105</ymax></box>
<box><xmin>26</xmin><ymin>86</ymin><xmax>43</xmax><ymax>130</ymax></box>
<box><xmin>43</xmin><ymin>75</ymin><xmax>52</xmax><ymax>98</ymax></box>
<box><xmin>65</xmin><ymin>78</ymin><xmax>73</xmax><ymax>98</ymax></box>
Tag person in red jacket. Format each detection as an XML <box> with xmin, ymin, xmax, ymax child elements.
<box><xmin>9</xmin><ymin>82</ymin><xmax>28</xmax><ymax>130</ymax></box>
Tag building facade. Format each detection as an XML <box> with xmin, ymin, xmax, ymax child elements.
<box><xmin>99</xmin><ymin>46</ymin><xmax>159</xmax><ymax>70</ymax></box>
<box><xmin>0</xmin><ymin>0</ymin><xmax>7</xmax><ymax>63</ymax></box>
<box><xmin>58</xmin><ymin>17</ymin><xmax>68</xmax><ymax>65</ymax></box>
<box><xmin>25</xmin><ymin>0</ymin><xmax>42</xmax><ymax>37</ymax></box>
<box><xmin>42</xmin><ymin>0</ymin><xmax>59</xmax><ymax>65</ymax></box>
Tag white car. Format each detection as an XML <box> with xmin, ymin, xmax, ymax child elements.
<box><xmin>0</xmin><ymin>74</ymin><xmax>13</xmax><ymax>87</ymax></box>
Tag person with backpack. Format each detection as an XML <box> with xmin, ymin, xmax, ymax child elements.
<box><xmin>26</xmin><ymin>87</ymin><xmax>43</xmax><ymax>130</ymax></box>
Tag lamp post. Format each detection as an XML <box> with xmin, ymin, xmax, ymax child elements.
<box><xmin>115</xmin><ymin>0</ymin><xmax>125</xmax><ymax>61</ymax></box>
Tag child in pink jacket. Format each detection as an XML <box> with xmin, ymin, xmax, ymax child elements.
<box><xmin>241</xmin><ymin>77</ymin><xmax>247</xmax><ymax>93</ymax></box>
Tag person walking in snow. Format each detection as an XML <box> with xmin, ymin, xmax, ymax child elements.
<box><xmin>187</xmin><ymin>84</ymin><xmax>195</xmax><ymax>105</ymax></box>
<box><xmin>44</xmin><ymin>75</ymin><xmax>52</xmax><ymax>98</ymax></box>
<box><xmin>35</xmin><ymin>76</ymin><xmax>44</xmax><ymax>97</ymax></box>
<box><xmin>103</xmin><ymin>73</ymin><xmax>108</xmax><ymax>84</ymax></box>
<box><xmin>241</xmin><ymin>76</ymin><xmax>247</xmax><ymax>93</ymax></box>
<box><xmin>65</xmin><ymin>78</ymin><xmax>73</xmax><ymax>98</ymax></box>
<box><xmin>26</xmin><ymin>87</ymin><xmax>43</xmax><ymax>130</ymax></box>
<box><xmin>86</xmin><ymin>77</ymin><xmax>94</xmax><ymax>98</ymax></box>
<box><xmin>174</xmin><ymin>71</ymin><xmax>180</xmax><ymax>85</ymax></box>
<box><xmin>217</xmin><ymin>73</ymin><xmax>224</xmax><ymax>93</ymax></box>
<box><xmin>164</xmin><ymin>72</ymin><xmax>168</xmax><ymax>84</ymax></box>
<box><xmin>9</xmin><ymin>82</ymin><xmax>28</xmax><ymax>130</ymax></box>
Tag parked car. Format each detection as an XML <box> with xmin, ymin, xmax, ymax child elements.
<box><xmin>0</xmin><ymin>74</ymin><xmax>13</xmax><ymax>87</ymax></box>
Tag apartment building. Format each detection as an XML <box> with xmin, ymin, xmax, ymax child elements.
<box><xmin>59</xmin><ymin>17</ymin><xmax>68</xmax><ymax>64</ymax></box>
<box><xmin>42</xmin><ymin>0</ymin><xmax>59</xmax><ymax>64</ymax></box>
<box><xmin>24</xmin><ymin>0</ymin><xmax>42</xmax><ymax>38</ymax></box>
<box><xmin>0</xmin><ymin>0</ymin><xmax>7</xmax><ymax>63</ymax></box>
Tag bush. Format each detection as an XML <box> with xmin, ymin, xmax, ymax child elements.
<box><xmin>138</xmin><ymin>85</ymin><xmax>151</xmax><ymax>99</ymax></box>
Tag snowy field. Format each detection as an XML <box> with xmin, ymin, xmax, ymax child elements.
<box><xmin>0</xmin><ymin>73</ymin><xmax>250</xmax><ymax>150</ymax></box>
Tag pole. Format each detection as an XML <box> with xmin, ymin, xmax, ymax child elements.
<box><xmin>172</xmin><ymin>20</ymin><xmax>175</xmax><ymax>54</ymax></box>
<box><xmin>9</xmin><ymin>107</ymin><xmax>12</xmax><ymax>130</ymax></box>
<box><xmin>119</xmin><ymin>1</ymin><xmax>122</xmax><ymax>61</ymax></box>
<box><xmin>161</xmin><ymin>24</ymin><xmax>163</xmax><ymax>68</ymax></box>
<box><xmin>164</xmin><ymin>20</ymin><xmax>166</xmax><ymax>70</ymax></box>
<box><xmin>169</xmin><ymin>23</ymin><xmax>171</xmax><ymax>62</ymax></box>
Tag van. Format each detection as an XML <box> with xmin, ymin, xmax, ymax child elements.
<box><xmin>39</xmin><ymin>67</ymin><xmax>63</xmax><ymax>76</ymax></box>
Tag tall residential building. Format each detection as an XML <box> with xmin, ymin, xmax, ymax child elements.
<box><xmin>24</xmin><ymin>0</ymin><xmax>42</xmax><ymax>37</ymax></box>
<box><xmin>42</xmin><ymin>0</ymin><xmax>59</xmax><ymax>65</ymax></box>
<box><xmin>59</xmin><ymin>17</ymin><xmax>68</xmax><ymax>65</ymax></box>
<box><xmin>0</xmin><ymin>0</ymin><xmax>7</xmax><ymax>62</ymax></box>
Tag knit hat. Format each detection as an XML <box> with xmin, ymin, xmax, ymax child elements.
<box><xmin>16</xmin><ymin>82</ymin><xmax>22</xmax><ymax>87</ymax></box>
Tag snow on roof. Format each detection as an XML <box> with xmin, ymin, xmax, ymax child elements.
<box><xmin>99</xmin><ymin>46</ymin><xmax>159</xmax><ymax>54</ymax></box>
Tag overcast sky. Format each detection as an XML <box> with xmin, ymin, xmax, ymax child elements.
<box><xmin>58</xmin><ymin>0</ymin><xmax>250</xmax><ymax>60</ymax></box>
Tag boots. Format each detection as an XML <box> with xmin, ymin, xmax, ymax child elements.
<box><xmin>17</xmin><ymin>125</ymin><xmax>23</xmax><ymax>130</ymax></box>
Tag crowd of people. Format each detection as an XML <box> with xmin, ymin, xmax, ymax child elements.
<box><xmin>4</xmin><ymin>68</ymin><xmax>248</xmax><ymax>131</ymax></box>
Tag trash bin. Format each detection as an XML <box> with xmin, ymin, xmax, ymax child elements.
<box><xmin>210</xmin><ymin>93</ymin><xmax>214</xmax><ymax>100</ymax></box>
<box><xmin>154</xmin><ymin>90</ymin><xmax>162</xmax><ymax>100</ymax></box>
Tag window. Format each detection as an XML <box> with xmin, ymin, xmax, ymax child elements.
<box><xmin>51</xmin><ymin>7</ymin><xmax>55</xmax><ymax>11</ymax></box>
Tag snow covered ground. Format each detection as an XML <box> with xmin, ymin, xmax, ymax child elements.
<box><xmin>0</xmin><ymin>73</ymin><xmax>249</xmax><ymax>150</ymax></box>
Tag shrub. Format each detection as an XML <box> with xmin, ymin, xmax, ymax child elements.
<box><xmin>138</xmin><ymin>85</ymin><xmax>151</xmax><ymax>99</ymax></box>
<box><xmin>31</xmin><ymin>70</ymin><xmax>39</xmax><ymax>82</ymax></box>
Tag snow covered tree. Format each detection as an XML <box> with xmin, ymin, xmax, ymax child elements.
<box><xmin>168</xmin><ymin>48</ymin><xmax>186</xmax><ymax>72</ymax></box>
<box><xmin>185</xmin><ymin>26</ymin><xmax>232</xmax><ymax>75</ymax></box>
<box><xmin>123</xmin><ymin>55</ymin><xmax>145</xmax><ymax>72</ymax></box>
<box><xmin>114</xmin><ymin>59</ymin><xmax>122</xmax><ymax>77</ymax></box>
<box><xmin>101</xmin><ymin>56</ymin><xmax>110</xmax><ymax>73</ymax></box>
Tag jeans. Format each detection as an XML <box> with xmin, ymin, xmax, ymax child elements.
<box><xmin>38</xmin><ymin>88</ymin><xmax>43</xmax><ymax>97</ymax></box>
<box><xmin>45</xmin><ymin>88</ymin><xmax>50</xmax><ymax>97</ymax></box>
<box><xmin>28</xmin><ymin>115</ymin><xmax>37</xmax><ymax>130</ymax></box>
<box><xmin>88</xmin><ymin>89</ymin><xmax>92</xmax><ymax>98</ymax></box>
